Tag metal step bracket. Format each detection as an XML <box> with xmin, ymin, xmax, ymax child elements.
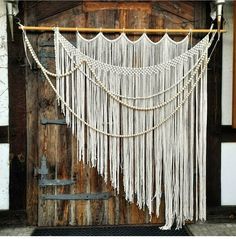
<box><xmin>39</xmin><ymin>179</ymin><xmax>75</xmax><ymax>187</ymax></box>
<box><xmin>40</xmin><ymin>118</ymin><xmax>67</xmax><ymax>125</ymax></box>
<box><xmin>41</xmin><ymin>192</ymin><xmax>111</xmax><ymax>200</ymax></box>
<box><xmin>35</xmin><ymin>155</ymin><xmax>75</xmax><ymax>187</ymax></box>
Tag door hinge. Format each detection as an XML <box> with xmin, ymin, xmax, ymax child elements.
<box><xmin>41</xmin><ymin>192</ymin><xmax>111</xmax><ymax>200</ymax></box>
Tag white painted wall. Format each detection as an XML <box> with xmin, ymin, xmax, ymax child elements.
<box><xmin>0</xmin><ymin>0</ymin><xmax>9</xmax><ymax>210</ymax></box>
<box><xmin>221</xmin><ymin>2</ymin><xmax>233</xmax><ymax>125</ymax></box>
<box><xmin>221</xmin><ymin>143</ymin><xmax>236</xmax><ymax>205</ymax></box>
<box><xmin>221</xmin><ymin>2</ymin><xmax>236</xmax><ymax>206</ymax></box>
<box><xmin>0</xmin><ymin>144</ymin><xmax>9</xmax><ymax>210</ymax></box>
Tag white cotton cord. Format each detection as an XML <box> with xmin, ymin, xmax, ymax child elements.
<box><xmin>21</xmin><ymin>28</ymin><xmax>32</xmax><ymax>69</ymax></box>
<box><xmin>77</xmin><ymin>48</ymin><xmax>209</xmax><ymax>101</ymax></box>
<box><xmin>21</xmin><ymin>25</ymin><xmax>213</xmax><ymax>108</ymax></box>
<box><xmin>21</xmin><ymin>25</ymin><xmax>210</xmax><ymax>82</ymax></box>
<box><xmin>22</xmin><ymin>28</ymin><xmax>82</xmax><ymax>77</ymax></box>
<box><xmin>63</xmin><ymin>31</ymin><xmax>209</xmax><ymax>75</ymax></box>
<box><xmin>56</xmin><ymin>29</ymin><xmax>209</xmax><ymax>229</ymax></box>
<box><xmin>59</xmin><ymin>32</ymin><xmax>209</xmax><ymax>100</ymax></box>
<box><xmin>21</xmin><ymin>23</ymin><xmax>217</xmax><ymax>230</ymax></box>
<box><xmin>22</xmin><ymin>28</ymin><xmax>215</xmax><ymax>114</ymax></box>
<box><xmin>33</xmin><ymin>42</ymin><xmax>211</xmax><ymax>136</ymax></box>
<box><xmin>81</xmin><ymin>32</ymin><xmax>215</xmax><ymax>102</ymax></box>
<box><xmin>81</xmin><ymin>55</ymin><xmax>207</xmax><ymax>112</ymax></box>
<box><xmin>28</xmin><ymin>28</ymin><xmax>205</xmax><ymax>138</ymax></box>
<box><xmin>61</xmin><ymin>37</ymin><xmax>211</xmax><ymax>98</ymax></box>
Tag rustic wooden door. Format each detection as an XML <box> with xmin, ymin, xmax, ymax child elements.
<box><xmin>24</xmin><ymin>1</ymin><xmax>206</xmax><ymax>226</ymax></box>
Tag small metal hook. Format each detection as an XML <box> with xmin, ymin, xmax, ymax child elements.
<box><xmin>14</xmin><ymin>16</ymin><xmax>22</xmax><ymax>27</ymax></box>
<box><xmin>189</xmin><ymin>28</ymin><xmax>193</xmax><ymax>48</ymax></box>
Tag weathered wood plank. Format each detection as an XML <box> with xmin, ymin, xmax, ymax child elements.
<box><xmin>84</xmin><ymin>2</ymin><xmax>151</xmax><ymax>13</ymax></box>
<box><xmin>36</xmin><ymin>1</ymin><xmax>81</xmax><ymax>22</ymax></box>
<box><xmin>158</xmin><ymin>2</ymin><xmax>194</xmax><ymax>22</ymax></box>
<box><xmin>37</xmin><ymin>32</ymin><xmax>58</xmax><ymax>226</ymax></box>
<box><xmin>68</xmin><ymin>135</ymin><xmax>77</xmax><ymax>225</ymax></box>
<box><xmin>24</xmin><ymin>1</ymin><xmax>39</xmax><ymax>225</ymax></box>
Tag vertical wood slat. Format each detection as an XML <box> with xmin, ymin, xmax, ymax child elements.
<box><xmin>232</xmin><ymin>2</ymin><xmax>236</xmax><ymax>128</ymax></box>
<box><xmin>24</xmin><ymin>1</ymin><xmax>39</xmax><ymax>225</ymax></box>
<box><xmin>37</xmin><ymin>32</ymin><xmax>56</xmax><ymax>226</ymax></box>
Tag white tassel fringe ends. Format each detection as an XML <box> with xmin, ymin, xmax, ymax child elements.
<box><xmin>23</xmin><ymin>28</ymin><xmax>215</xmax><ymax>230</ymax></box>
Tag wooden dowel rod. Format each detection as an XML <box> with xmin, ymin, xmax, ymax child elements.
<box><xmin>19</xmin><ymin>26</ymin><xmax>227</xmax><ymax>34</ymax></box>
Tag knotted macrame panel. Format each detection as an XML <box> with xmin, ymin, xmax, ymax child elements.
<box><xmin>53</xmin><ymin>30</ymin><xmax>211</xmax><ymax>229</ymax></box>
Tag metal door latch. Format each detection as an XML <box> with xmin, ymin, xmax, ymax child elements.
<box><xmin>34</xmin><ymin>155</ymin><xmax>75</xmax><ymax>187</ymax></box>
<box><xmin>34</xmin><ymin>155</ymin><xmax>48</xmax><ymax>177</ymax></box>
<box><xmin>41</xmin><ymin>192</ymin><xmax>111</xmax><ymax>200</ymax></box>
<box><xmin>39</xmin><ymin>179</ymin><xmax>75</xmax><ymax>187</ymax></box>
<box><xmin>40</xmin><ymin>118</ymin><xmax>67</xmax><ymax>125</ymax></box>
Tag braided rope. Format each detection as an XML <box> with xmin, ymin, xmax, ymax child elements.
<box><xmin>60</xmin><ymin>37</ymin><xmax>210</xmax><ymax>100</ymax></box>
<box><xmin>29</xmin><ymin>35</ymin><xmax>208</xmax><ymax>112</ymax></box>
<box><xmin>59</xmin><ymin>30</ymin><xmax>210</xmax><ymax>75</ymax></box>
<box><xmin>22</xmin><ymin>29</ymin><xmax>82</xmax><ymax>77</ymax></box>
<box><xmin>22</xmin><ymin>25</ymin><xmax>208</xmax><ymax>78</ymax></box>
<box><xmin>79</xmin><ymin>52</ymin><xmax>206</xmax><ymax>111</ymax></box>
<box><xmin>39</xmin><ymin>57</ymin><xmax>209</xmax><ymax>138</ymax></box>
<box><xmin>21</xmin><ymin>24</ymin><xmax>212</xmax><ymax>137</ymax></box>
<box><xmin>22</xmin><ymin>25</ymin><xmax>211</xmax><ymax>106</ymax></box>
<box><xmin>84</xmin><ymin>52</ymin><xmax>206</xmax><ymax>100</ymax></box>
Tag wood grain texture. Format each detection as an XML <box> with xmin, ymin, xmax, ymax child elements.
<box><xmin>205</xmin><ymin>1</ymin><xmax>222</xmax><ymax>207</ymax></box>
<box><xmin>232</xmin><ymin>2</ymin><xmax>236</xmax><ymax>128</ymax></box>
<box><xmin>36</xmin><ymin>1</ymin><xmax>80</xmax><ymax>22</ymax></box>
<box><xmin>24</xmin><ymin>1</ymin><xmax>39</xmax><ymax>225</ymax></box>
<box><xmin>24</xmin><ymin>1</ymin><xmax>205</xmax><ymax>226</ymax></box>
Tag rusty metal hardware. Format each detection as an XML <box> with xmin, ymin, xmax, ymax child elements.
<box><xmin>40</xmin><ymin>118</ymin><xmax>67</xmax><ymax>125</ymax></box>
<box><xmin>35</xmin><ymin>155</ymin><xmax>75</xmax><ymax>187</ymax></box>
<box><xmin>41</xmin><ymin>192</ymin><xmax>111</xmax><ymax>200</ymax></box>
<box><xmin>39</xmin><ymin>179</ymin><xmax>75</xmax><ymax>187</ymax></box>
<box><xmin>34</xmin><ymin>155</ymin><xmax>48</xmax><ymax>177</ymax></box>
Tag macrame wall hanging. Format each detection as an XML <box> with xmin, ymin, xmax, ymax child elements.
<box><xmin>21</xmin><ymin>23</ymin><xmax>218</xmax><ymax>230</ymax></box>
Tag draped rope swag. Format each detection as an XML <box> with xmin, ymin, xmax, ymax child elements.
<box><xmin>22</xmin><ymin>25</ymin><xmax>216</xmax><ymax>229</ymax></box>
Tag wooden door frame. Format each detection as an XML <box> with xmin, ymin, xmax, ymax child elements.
<box><xmin>207</xmin><ymin>1</ymin><xmax>236</xmax><ymax>219</ymax></box>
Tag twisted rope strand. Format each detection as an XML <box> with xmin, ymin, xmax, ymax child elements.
<box><xmin>40</xmin><ymin>57</ymin><xmax>209</xmax><ymax>138</ymax></box>
<box><xmin>24</xmin><ymin>31</ymin><xmax>211</xmax><ymax>111</ymax></box>
<box><xmin>22</xmin><ymin>25</ymin><xmax>212</xmax><ymax>108</ymax></box>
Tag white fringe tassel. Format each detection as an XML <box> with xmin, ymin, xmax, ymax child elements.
<box><xmin>52</xmin><ymin>30</ymin><xmax>212</xmax><ymax>229</ymax></box>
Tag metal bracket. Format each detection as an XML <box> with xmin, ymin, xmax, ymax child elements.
<box><xmin>40</xmin><ymin>118</ymin><xmax>67</xmax><ymax>125</ymax></box>
<box><xmin>39</xmin><ymin>179</ymin><xmax>75</xmax><ymax>187</ymax></box>
<box><xmin>34</xmin><ymin>155</ymin><xmax>48</xmax><ymax>176</ymax></box>
<box><xmin>41</xmin><ymin>192</ymin><xmax>111</xmax><ymax>200</ymax></box>
<box><xmin>35</xmin><ymin>155</ymin><xmax>75</xmax><ymax>187</ymax></box>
